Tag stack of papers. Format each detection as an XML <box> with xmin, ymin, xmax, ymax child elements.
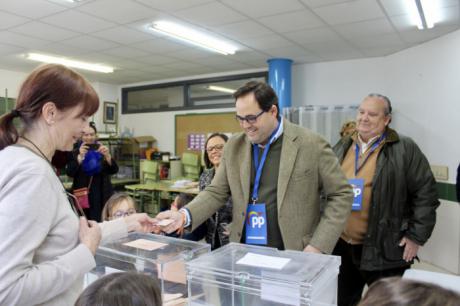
<box><xmin>170</xmin><ymin>179</ymin><xmax>193</xmax><ymax>188</ymax></box>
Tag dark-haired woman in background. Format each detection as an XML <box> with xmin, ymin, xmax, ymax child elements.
<box><xmin>67</xmin><ymin>122</ymin><xmax>118</xmax><ymax>222</ymax></box>
<box><xmin>199</xmin><ymin>133</ymin><xmax>233</xmax><ymax>250</ymax></box>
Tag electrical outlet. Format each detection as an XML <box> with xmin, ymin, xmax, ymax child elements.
<box><xmin>430</xmin><ymin>165</ymin><xmax>449</xmax><ymax>181</ymax></box>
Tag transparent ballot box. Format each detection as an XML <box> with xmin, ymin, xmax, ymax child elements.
<box><xmin>86</xmin><ymin>232</ymin><xmax>210</xmax><ymax>303</ymax></box>
<box><xmin>186</xmin><ymin>243</ymin><xmax>340</xmax><ymax>306</ymax></box>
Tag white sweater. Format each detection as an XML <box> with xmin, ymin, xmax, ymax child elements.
<box><xmin>0</xmin><ymin>146</ymin><xmax>127</xmax><ymax>306</ymax></box>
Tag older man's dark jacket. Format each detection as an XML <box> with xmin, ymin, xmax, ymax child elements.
<box><xmin>333</xmin><ymin>128</ymin><xmax>439</xmax><ymax>271</ymax></box>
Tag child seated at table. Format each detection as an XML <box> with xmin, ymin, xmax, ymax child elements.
<box><xmin>170</xmin><ymin>193</ymin><xmax>193</xmax><ymax>211</ymax></box>
<box><xmin>168</xmin><ymin>193</ymin><xmax>206</xmax><ymax>241</ymax></box>
<box><xmin>101</xmin><ymin>193</ymin><xmax>137</xmax><ymax>221</ymax></box>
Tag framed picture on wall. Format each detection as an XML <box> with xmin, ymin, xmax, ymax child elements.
<box><xmin>103</xmin><ymin>101</ymin><xmax>117</xmax><ymax>124</ymax></box>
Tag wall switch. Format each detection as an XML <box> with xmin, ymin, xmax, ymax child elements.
<box><xmin>430</xmin><ymin>165</ymin><xmax>449</xmax><ymax>181</ymax></box>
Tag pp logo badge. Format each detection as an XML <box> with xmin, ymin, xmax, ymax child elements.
<box><xmin>351</xmin><ymin>184</ymin><xmax>362</xmax><ymax>198</ymax></box>
<box><xmin>348</xmin><ymin>178</ymin><xmax>364</xmax><ymax>211</ymax></box>
<box><xmin>247</xmin><ymin>211</ymin><xmax>265</xmax><ymax>228</ymax></box>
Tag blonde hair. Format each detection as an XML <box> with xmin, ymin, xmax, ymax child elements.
<box><xmin>102</xmin><ymin>193</ymin><xmax>136</xmax><ymax>221</ymax></box>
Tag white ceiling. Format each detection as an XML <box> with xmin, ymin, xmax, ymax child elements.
<box><xmin>0</xmin><ymin>0</ymin><xmax>458</xmax><ymax>84</ymax></box>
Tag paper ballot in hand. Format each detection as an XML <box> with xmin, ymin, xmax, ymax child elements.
<box><xmin>157</xmin><ymin>219</ymin><xmax>174</xmax><ymax>227</ymax></box>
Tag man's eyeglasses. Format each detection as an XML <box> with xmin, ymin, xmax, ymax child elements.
<box><xmin>206</xmin><ymin>144</ymin><xmax>225</xmax><ymax>153</ymax></box>
<box><xmin>235</xmin><ymin>110</ymin><xmax>265</xmax><ymax>125</ymax></box>
<box><xmin>113</xmin><ymin>209</ymin><xmax>136</xmax><ymax>219</ymax></box>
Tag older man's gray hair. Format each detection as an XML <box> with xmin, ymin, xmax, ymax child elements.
<box><xmin>367</xmin><ymin>93</ymin><xmax>392</xmax><ymax>116</ymax></box>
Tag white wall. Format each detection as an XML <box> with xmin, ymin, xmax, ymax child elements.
<box><xmin>384</xmin><ymin>30</ymin><xmax>460</xmax><ymax>181</ymax></box>
<box><xmin>0</xmin><ymin>69</ymin><xmax>27</xmax><ymax>98</ymax></box>
<box><xmin>418</xmin><ymin>200</ymin><xmax>459</xmax><ymax>274</ymax></box>
<box><xmin>292</xmin><ymin>57</ymin><xmax>385</xmax><ymax>107</ymax></box>
<box><xmin>91</xmin><ymin>82</ymin><xmax>119</xmax><ymax>132</ymax></box>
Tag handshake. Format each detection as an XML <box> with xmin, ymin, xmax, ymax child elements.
<box><xmin>119</xmin><ymin>211</ymin><xmax>185</xmax><ymax>235</ymax></box>
<box><xmin>150</xmin><ymin>210</ymin><xmax>187</xmax><ymax>235</ymax></box>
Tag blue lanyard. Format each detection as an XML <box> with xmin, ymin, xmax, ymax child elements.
<box><xmin>251</xmin><ymin>121</ymin><xmax>281</xmax><ymax>203</ymax></box>
<box><xmin>354</xmin><ymin>133</ymin><xmax>385</xmax><ymax>176</ymax></box>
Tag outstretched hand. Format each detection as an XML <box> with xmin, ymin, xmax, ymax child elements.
<box><xmin>155</xmin><ymin>210</ymin><xmax>185</xmax><ymax>234</ymax></box>
<box><xmin>124</xmin><ymin>213</ymin><xmax>160</xmax><ymax>233</ymax></box>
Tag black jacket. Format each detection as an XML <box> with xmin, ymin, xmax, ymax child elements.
<box><xmin>333</xmin><ymin>128</ymin><xmax>439</xmax><ymax>271</ymax></box>
<box><xmin>66</xmin><ymin>149</ymin><xmax>118</xmax><ymax>222</ymax></box>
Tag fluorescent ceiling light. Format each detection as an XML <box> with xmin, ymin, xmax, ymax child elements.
<box><xmin>407</xmin><ymin>0</ymin><xmax>435</xmax><ymax>30</ymax></box>
<box><xmin>26</xmin><ymin>53</ymin><xmax>114</xmax><ymax>73</ymax></box>
<box><xmin>207</xmin><ymin>85</ymin><xmax>236</xmax><ymax>94</ymax></box>
<box><xmin>150</xmin><ymin>21</ymin><xmax>237</xmax><ymax>55</ymax></box>
<box><xmin>420</xmin><ymin>0</ymin><xmax>435</xmax><ymax>28</ymax></box>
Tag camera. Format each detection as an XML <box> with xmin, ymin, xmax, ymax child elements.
<box><xmin>87</xmin><ymin>143</ymin><xmax>100</xmax><ymax>151</ymax></box>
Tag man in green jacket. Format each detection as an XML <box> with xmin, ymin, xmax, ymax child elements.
<box><xmin>332</xmin><ymin>94</ymin><xmax>439</xmax><ymax>306</ymax></box>
<box><xmin>157</xmin><ymin>81</ymin><xmax>353</xmax><ymax>254</ymax></box>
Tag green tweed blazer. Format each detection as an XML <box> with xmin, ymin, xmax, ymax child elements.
<box><xmin>186</xmin><ymin>120</ymin><xmax>353</xmax><ymax>253</ymax></box>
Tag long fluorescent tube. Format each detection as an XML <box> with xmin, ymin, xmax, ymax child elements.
<box><xmin>150</xmin><ymin>21</ymin><xmax>237</xmax><ymax>55</ymax></box>
<box><xmin>26</xmin><ymin>53</ymin><xmax>114</xmax><ymax>73</ymax></box>
<box><xmin>207</xmin><ymin>85</ymin><xmax>235</xmax><ymax>94</ymax></box>
<box><xmin>407</xmin><ymin>0</ymin><xmax>435</xmax><ymax>30</ymax></box>
<box><xmin>420</xmin><ymin>0</ymin><xmax>435</xmax><ymax>28</ymax></box>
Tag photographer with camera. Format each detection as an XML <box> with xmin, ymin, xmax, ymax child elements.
<box><xmin>67</xmin><ymin>122</ymin><xmax>118</xmax><ymax>222</ymax></box>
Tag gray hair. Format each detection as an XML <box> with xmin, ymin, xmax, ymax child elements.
<box><xmin>367</xmin><ymin>93</ymin><xmax>392</xmax><ymax>116</ymax></box>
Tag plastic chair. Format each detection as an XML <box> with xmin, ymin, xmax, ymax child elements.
<box><xmin>181</xmin><ymin>151</ymin><xmax>201</xmax><ymax>180</ymax></box>
<box><xmin>140</xmin><ymin>160</ymin><xmax>158</xmax><ymax>183</ymax></box>
<box><xmin>137</xmin><ymin>160</ymin><xmax>159</xmax><ymax>214</ymax></box>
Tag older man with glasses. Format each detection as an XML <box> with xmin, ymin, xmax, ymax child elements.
<box><xmin>332</xmin><ymin>94</ymin><xmax>439</xmax><ymax>306</ymax></box>
<box><xmin>156</xmin><ymin>81</ymin><xmax>353</xmax><ymax>255</ymax></box>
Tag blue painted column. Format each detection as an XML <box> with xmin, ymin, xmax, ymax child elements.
<box><xmin>267</xmin><ymin>58</ymin><xmax>293</xmax><ymax>110</ymax></box>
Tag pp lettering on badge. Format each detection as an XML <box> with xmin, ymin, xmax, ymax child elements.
<box><xmin>245</xmin><ymin>204</ymin><xmax>267</xmax><ymax>245</ymax></box>
<box><xmin>349</xmin><ymin>178</ymin><xmax>364</xmax><ymax>211</ymax></box>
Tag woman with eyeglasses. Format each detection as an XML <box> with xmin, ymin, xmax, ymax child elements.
<box><xmin>66</xmin><ymin>122</ymin><xmax>118</xmax><ymax>222</ymax></box>
<box><xmin>198</xmin><ymin>133</ymin><xmax>233</xmax><ymax>250</ymax></box>
<box><xmin>0</xmin><ymin>64</ymin><xmax>157</xmax><ymax>306</ymax></box>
